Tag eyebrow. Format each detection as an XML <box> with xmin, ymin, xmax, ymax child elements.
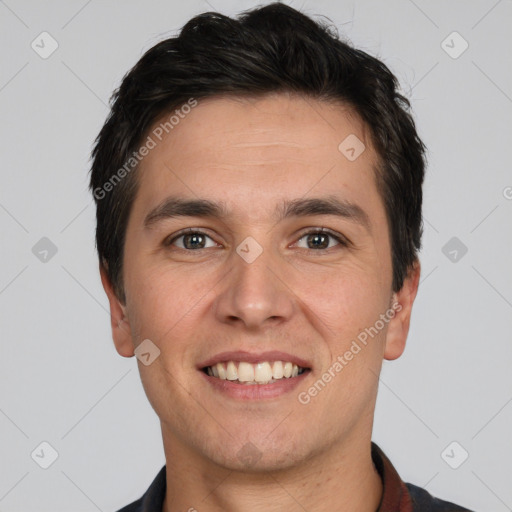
<box><xmin>143</xmin><ymin>195</ymin><xmax>371</xmax><ymax>232</ymax></box>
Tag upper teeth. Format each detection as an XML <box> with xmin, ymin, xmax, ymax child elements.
<box><xmin>206</xmin><ymin>361</ymin><xmax>304</xmax><ymax>384</ymax></box>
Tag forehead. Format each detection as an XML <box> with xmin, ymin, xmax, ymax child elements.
<box><xmin>132</xmin><ymin>93</ymin><xmax>382</xmax><ymax>225</ymax></box>
<box><xmin>152</xmin><ymin>93</ymin><xmax>371</xmax><ymax>160</ymax></box>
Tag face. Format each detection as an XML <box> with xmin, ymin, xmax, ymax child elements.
<box><xmin>102</xmin><ymin>93</ymin><xmax>420</xmax><ymax>472</ymax></box>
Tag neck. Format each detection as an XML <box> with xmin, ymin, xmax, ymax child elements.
<box><xmin>161</xmin><ymin>432</ymin><xmax>383</xmax><ymax>512</ymax></box>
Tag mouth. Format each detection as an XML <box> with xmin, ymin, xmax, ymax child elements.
<box><xmin>201</xmin><ymin>360</ymin><xmax>310</xmax><ymax>385</ymax></box>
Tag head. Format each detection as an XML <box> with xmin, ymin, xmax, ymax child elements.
<box><xmin>90</xmin><ymin>3</ymin><xmax>424</xmax><ymax>471</ymax></box>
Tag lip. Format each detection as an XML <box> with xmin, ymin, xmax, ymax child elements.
<box><xmin>197</xmin><ymin>350</ymin><xmax>312</xmax><ymax>370</ymax></box>
<box><xmin>200</xmin><ymin>368</ymin><xmax>310</xmax><ymax>400</ymax></box>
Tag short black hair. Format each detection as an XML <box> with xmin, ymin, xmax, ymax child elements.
<box><xmin>90</xmin><ymin>2</ymin><xmax>426</xmax><ymax>304</ymax></box>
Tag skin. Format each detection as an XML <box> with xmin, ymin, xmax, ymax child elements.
<box><xmin>100</xmin><ymin>92</ymin><xmax>421</xmax><ymax>512</ymax></box>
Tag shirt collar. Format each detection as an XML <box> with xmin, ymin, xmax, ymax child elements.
<box><xmin>372</xmin><ymin>441</ymin><xmax>414</xmax><ymax>512</ymax></box>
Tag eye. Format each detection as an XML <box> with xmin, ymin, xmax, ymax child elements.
<box><xmin>164</xmin><ymin>229</ymin><xmax>218</xmax><ymax>250</ymax></box>
<box><xmin>163</xmin><ymin>227</ymin><xmax>348</xmax><ymax>252</ymax></box>
<box><xmin>294</xmin><ymin>228</ymin><xmax>347</xmax><ymax>251</ymax></box>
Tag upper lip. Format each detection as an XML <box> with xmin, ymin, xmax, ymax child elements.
<box><xmin>198</xmin><ymin>350</ymin><xmax>312</xmax><ymax>370</ymax></box>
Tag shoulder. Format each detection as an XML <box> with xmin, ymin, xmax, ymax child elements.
<box><xmin>406</xmin><ymin>482</ymin><xmax>475</xmax><ymax>512</ymax></box>
<box><xmin>115</xmin><ymin>497</ymin><xmax>143</xmax><ymax>512</ymax></box>
<box><xmin>113</xmin><ymin>465</ymin><xmax>167</xmax><ymax>512</ymax></box>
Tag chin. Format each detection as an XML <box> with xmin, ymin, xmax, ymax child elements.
<box><xmin>199</xmin><ymin>429</ymin><xmax>313</xmax><ymax>473</ymax></box>
<box><xmin>217</xmin><ymin>449</ymin><xmax>307</xmax><ymax>473</ymax></box>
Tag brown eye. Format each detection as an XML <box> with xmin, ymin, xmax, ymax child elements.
<box><xmin>165</xmin><ymin>230</ymin><xmax>217</xmax><ymax>250</ymax></box>
<box><xmin>306</xmin><ymin>232</ymin><xmax>330</xmax><ymax>249</ymax></box>
<box><xmin>295</xmin><ymin>229</ymin><xmax>347</xmax><ymax>251</ymax></box>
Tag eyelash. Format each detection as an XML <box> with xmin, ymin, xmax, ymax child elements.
<box><xmin>164</xmin><ymin>227</ymin><xmax>348</xmax><ymax>253</ymax></box>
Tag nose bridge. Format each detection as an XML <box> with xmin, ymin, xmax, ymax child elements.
<box><xmin>213</xmin><ymin>238</ymin><xmax>293</xmax><ymax>328</ymax></box>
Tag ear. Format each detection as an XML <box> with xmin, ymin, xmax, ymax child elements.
<box><xmin>383</xmin><ymin>260</ymin><xmax>421</xmax><ymax>361</ymax></box>
<box><xmin>99</xmin><ymin>262</ymin><xmax>135</xmax><ymax>358</ymax></box>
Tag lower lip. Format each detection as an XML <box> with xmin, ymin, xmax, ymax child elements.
<box><xmin>200</xmin><ymin>370</ymin><xmax>310</xmax><ymax>400</ymax></box>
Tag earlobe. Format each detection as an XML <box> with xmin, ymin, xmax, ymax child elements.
<box><xmin>383</xmin><ymin>260</ymin><xmax>421</xmax><ymax>361</ymax></box>
<box><xmin>99</xmin><ymin>263</ymin><xmax>135</xmax><ymax>358</ymax></box>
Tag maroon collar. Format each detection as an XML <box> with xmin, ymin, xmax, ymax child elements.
<box><xmin>371</xmin><ymin>442</ymin><xmax>413</xmax><ymax>512</ymax></box>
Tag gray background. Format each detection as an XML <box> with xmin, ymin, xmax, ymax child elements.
<box><xmin>1</xmin><ymin>0</ymin><xmax>511</xmax><ymax>510</ymax></box>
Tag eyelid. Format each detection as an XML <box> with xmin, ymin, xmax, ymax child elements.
<box><xmin>164</xmin><ymin>227</ymin><xmax>350</xmax><ymax>250</ymax></box>
<box><xmin>164</xmin><ymin>227</ymin><xmax>218</xmax><ymax>247</ymax></box>
<box><xmin>293</xmin><ymin>227</ymin><xmax>349</xmax><ymax>249</ymax></box>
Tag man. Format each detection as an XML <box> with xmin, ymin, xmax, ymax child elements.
<box><xmin>90</xmin><ymin>3</ymin><xmax>474</xmax><ymax>511</ymax></box>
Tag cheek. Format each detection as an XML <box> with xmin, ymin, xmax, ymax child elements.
<box><xmin>299</xmin><ymin>260</ymin><xmax>387</xmax><ymax>337</ymax></box>
<box><xmin>303</xmin><ymin>266</ymin><xmax>388</xmax><ymax>401</ymax></box>
<box><xmin>124</xmin><ymin>260</ymin><xmax>218</xmax><ymax>355</ymax></box>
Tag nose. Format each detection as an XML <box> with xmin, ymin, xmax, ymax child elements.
<box><xmin>212</xmin><ymin>242</ymin><xmax>295</xmax><ymax>330</ymax></box>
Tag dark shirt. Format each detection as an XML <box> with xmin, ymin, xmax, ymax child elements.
<box><xmin>116</xmin><ymin>442</ymin><xmax>474</xmax><ymax>511</ymax></box>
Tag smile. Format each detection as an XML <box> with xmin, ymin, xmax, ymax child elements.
<box><xmin>203</xmin><ymin>361</ymin><xmax>308</xmax><ymax>385</ymax></box>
